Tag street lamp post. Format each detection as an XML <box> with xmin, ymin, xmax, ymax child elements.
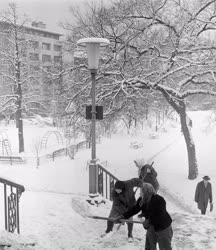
<box><xmin>77</xmin><ymin>37</ymin><xmax>110</xmax><ymax>194</ymax></box>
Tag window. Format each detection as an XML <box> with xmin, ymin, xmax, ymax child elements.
<box><xmin>54</xmin><ymin>56</ymin><xmax>62</xmax><ymax>63</ymax></box>
<box><xmin>43</xmin><ymin>66</ymin><xmax>51</xmax><ymax>72</ymax></box>
<box><xmin>42</xmin><ymin>42</ymin><xmax>51</xmax><ymax>50</ymax></box>
<box><xmin>30</xmin><ymin>40</ymin><xmax>39</xmax><ymax>49</ymax></box>
<box><xmin>54</xmin><ymin>44</ymin><xmax>62</xmax><ymax>52</ymax></box>
<box><xmin>29</xmin><ymin>53</ymin><xmax>39</xmax><ymax>61</ymax></box>
<box><xmin>30</xmin><ymin>65</ymin><xmax>40</xmax><ymax>71</ymax></box>
<box><xmin>42</xmin><ymin>54</ymin><xmax>51</xmax><ymax>62</ymax></box>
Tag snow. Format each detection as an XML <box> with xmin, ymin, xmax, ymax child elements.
<box><xmin>0</xmin><ymin>111</ymin><xmax>215</xmax><ymax>249</ymax></box>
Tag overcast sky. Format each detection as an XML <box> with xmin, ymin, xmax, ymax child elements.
<box><xmin>0</xmin><ymin>0</ymin><xmax>91</xmax><ymax>34</ymax></box>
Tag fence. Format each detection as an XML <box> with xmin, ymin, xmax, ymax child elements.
<box><xmin>0</xmin><ymin>177</ymin><xmax>25</xmax><ymax>234</ymax></box>
<box><xmin>36</xmin><ymin>140</ymin><xmax>89</xmax><ymax>166</ymax></box>
<box><xmin>97</xmin><ymin>164</ymin><xmax>119</xmax><ymax>201</ymax></box>
<box><xmin>0</xmin><ymin>156</ymin><xmax>25</xmax><ymax>165</ymax></box>
<box><xmin>47</xmin><ymin>148</ymin><xmax>67</xmax><ymax>161</ymax></box>
<box><xmin>0</xmin><ymin>140</ymin><xmax>90</xmax><ymax>167</ymax></box>
<box><xmin>66</xmin><ymin>140</ymin><xmax>89</xmax><ymax>159</ymax></box>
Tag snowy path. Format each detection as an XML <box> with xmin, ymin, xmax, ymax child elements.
<box><xmin>159</xmin><ymin>187</ymin><xmax>216</xmax><ymax>250</ymax></box>
<box><xmin>0</xmin><ymin>185</ymin><xmax>215</xmax><ymax>250</ymax></box>
<box><xmin>0</xmin><ymin>123</ymin><xmax>216</xmax><ymax>249</ymax></box>
<box><xmin>14</xmin><ymin>157</ymin><xmax>215</xmax><ymax>250</ymax></box>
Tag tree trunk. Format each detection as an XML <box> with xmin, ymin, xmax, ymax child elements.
<box><xmin>145</xmin><ymin>105</ymin><xmax>148</xmax><ymax>120</ymax></box>
<box><xmin>134</xmin><ymin>118</ymin><xmax>137</xmax><ymax>128</ymax></box>
<box><xmin>179</xmin><ymin>110</ymin><xmax>198</xmax><ymax>179</ymax></box>
<box><xmin>16</xmin><ymin>97</ymin><xmax>24</xmax><ymax>153</ymax></box>
<box><xmin>15</xmin><ymin>49</ymin><xmax>24</xmax><ymax>153</ymax></box>
<box><xmin>161</xmin><ymin>90</ymin><xmax>198</xmax><ymax>179</ymax></box>
<box><xmin>155</xmin><ymin>112</ymin><xmax>158</xmax><ymax>132</ymax></box>
<box><xmin>122</xmin><ymin>118</ymin><xmax>130</xmax><ymax>134</ymax></box>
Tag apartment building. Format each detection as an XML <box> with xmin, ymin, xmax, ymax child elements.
<box><xmin>0</xmin><ymin>20</ymin><xmax>63</xmax><ymax>71</ymax></box>
<box><xmin>0</xmin><ymin>20</ymin><xmax>64</xmax><ymax>83</ymax></box>
<box><xmin>0</xmin><ymin>20</ymin><xmax>66</xmax><ymax>117</ymax></box>
<box><xmin>26</xmin><ymin>21</ymin><xmax>64</xmax><ymax>114</ymax></box>
<box><xmin>26</xmin><ymin>21</ymin><xmax>63</xmax><ymax>72</ymax></box>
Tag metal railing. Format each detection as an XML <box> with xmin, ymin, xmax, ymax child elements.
<box><xmin>0</xmin><ymin>177</ymin><xmax>25</xmax><ymax>234</ymax></box>
<box><xmin>0</xmin><ymin>156</ymin><xmax>25</xmax><ymax>165</ymax></box>
<box><xmin>36</xmin><ymin>140</ymin><xmax>90</xmax><ymax>166</ymax></box>
<box><xmin>97</xmin><ymin>164</ymin><xmax>118</xmax><ymax>201</ymax></box>
<box><xmin>66</xmin><ymin>140</ymin><xmax>89</xmax><ymax>159</ymax></box>
<box><xmin>47</xmin><ymin>148</ymin><xmax>67</xmax><ymax>161</ymax></box>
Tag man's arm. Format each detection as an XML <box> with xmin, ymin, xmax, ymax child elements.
<box><xmin>209</xmin><ymin>183</ymin><xmax>213</xmax><ymax>203</ymax></box>
<box><xmin>123</xmin><ymin>197</ymin><xmax>142</xmax><ymax>219</ymax></box>
<box><xmin>126</xmin><ymin>178</ymin><xmax>143</xmax><ymax>188</ymax></box>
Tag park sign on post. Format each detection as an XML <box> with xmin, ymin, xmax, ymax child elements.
<box><xmin>86</xmin><ymin>105</ymin><xmax>103</xmax><ymax>120</ymax></box>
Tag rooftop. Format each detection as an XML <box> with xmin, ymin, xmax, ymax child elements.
<box><xmin>0</xmin><ymin>20</ymin><xmax>63</xmax><ymax>38</ymax></box>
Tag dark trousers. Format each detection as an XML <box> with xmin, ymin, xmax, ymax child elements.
<box><xmin>105</xmin><ymin>220</ymin><xmax>133</xmax><ymax>237</ymax></box>
<box><xmin>200</xmin><ymin>203</ymin><xmax>207</xmax><ymax>215</ymax></box>
<box><xmin>145</xmin><ymin>225</ymin><xmax>173</xmax><ymax>250</ymax></box>
<box><xmin>201</xmin><ymin>208</ymin><xmax>206</xmax><ymax>214</ymax></box>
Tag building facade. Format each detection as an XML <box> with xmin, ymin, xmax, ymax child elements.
<box><xmin>0</xmin><ymin>20</ymin><xmax>65</xmax><ymax>118</ymax></box>
<box><xmin>25</xmin><ymin>21</ymin><xmax>63</xmax><ymax>72</ymax></box>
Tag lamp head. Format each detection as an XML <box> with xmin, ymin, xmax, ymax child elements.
<box><xmin>77</xmin><ymin>37</ymin><xmax>110</xmax><ymax>70</ymax></box>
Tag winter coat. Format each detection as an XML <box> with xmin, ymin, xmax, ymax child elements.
<box><xmin>109</xmin><ymin>178</ymin><xmax>142</xmax><ymax>218</ymax></box>
<box><xmin>123</xmin><ymin>194</ymin><xmax>172</xmax><ymax>232</ymax></box>
<box><xmin>195</xmin><ymin>181</ymin><xmax>212</xmax><ymax>211</ymax></box>
<box><xmin>139</xmin><ymin>165</ymin><xmax>159</xmax><ymax>192</ymax></box>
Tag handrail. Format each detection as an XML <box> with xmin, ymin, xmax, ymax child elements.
<box><xmin>0</xmin><ymin>177</ymin><xmax>25</xmax><ymax>234</ymax></box>
<box><xmin>97</xmin><ymin>164</ymin><xmax>118</xmax><ymax>181</ymax></box>
<box><xmin>0</xmin><ymin>177</ymin><xmax>25</xmax><ymax>192</ymax></box>
<box><xmin>97</xmin><ymin>164</ymin><xmax>118</xmax><ymax>201</ymax></box>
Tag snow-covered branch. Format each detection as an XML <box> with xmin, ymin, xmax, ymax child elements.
<box><xmin>181</xmin><ymin>89</ymin><xmax>216</xmax><ymax>98</ymax></box>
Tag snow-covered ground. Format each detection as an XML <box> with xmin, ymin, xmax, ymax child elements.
<box><xmin>0</xmin><ymin>111</ymin><xmax>215</xmax><ymax>249</ymax></box>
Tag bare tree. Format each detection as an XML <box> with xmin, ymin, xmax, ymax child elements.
<box><xmin>31</xmin><ymin>137</ymin><xmax>42</xmax><ymax>168</ymax></box>
<box><xmin>0</xmin><ymin>2</ymin><xmax>29</xmax><ymax>152</ymax></box>
<box><xmin>0</xmin><ymin>3</ymin><xmax>45</xmax><ymax>152</ymax></box>
<box><xmin>65</xmin><ymin>0</ymin><xmax>216</xmax><ymax>179</ymax></box>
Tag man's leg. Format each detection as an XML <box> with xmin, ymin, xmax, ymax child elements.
<box><xmin>105</xmin><ymin>220</ymin><xmax>114</xmax><ymax>233</ymax></box>
<box><xmin>105</xmin><ymin>208</ymin><xmax>118</xmax><ymax>234</ymax></box>
<box><xmin>201</xmin><ymin>209</ymin><xmax>206</xmax><ymax>214</ymax></box>
<box><xmin>127</xmin><ymin>219</ymin><xmax>133</xmax><ymax>238</ymax></box>
<box><xmin>145</xmin><ymin>225</ymin><xmax>157</xmax><ymax>250</ymax></box>
<box><xmin>201</xmin><ymin>205</ymin><xmax>207</xmax><ymax>215</ymax></box>
<box><xmin>157</xmin><ymin>225</ymin><xmax>173</xmax><ymax>250</ymax></box>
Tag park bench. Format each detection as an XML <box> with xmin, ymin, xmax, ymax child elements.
<box><xmin>0</xmin><ymin>156</ymin><xmax>25</xmax><ymax>165</ymax></box>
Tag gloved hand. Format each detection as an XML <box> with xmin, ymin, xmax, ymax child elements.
<box><xmin>113</xmin><ymin>215</ymin><xmax>124</xmax><ymax>224</ymax></box>
<box><xmin>210</xmin><ymin>203</ymin><xmax>213</xmax><ymax>212</ymax></box>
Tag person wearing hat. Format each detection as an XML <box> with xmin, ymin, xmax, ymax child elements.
<box><xmin>101</xmin><ymin>178</ymin><xmax>142</xmax><ymax>241</ymax></box>
<box><xmin>195</xmin><ymin>176</ymin><xmax>213</xmax><ymax>215</ymax></box>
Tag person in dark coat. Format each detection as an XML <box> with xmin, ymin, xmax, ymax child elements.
<box><xmin>115</xmin><ymin>183</ymin><xmax>173</xmax><ymax>250</ymax></box>
<box><xmin>139</xmin><ymin>163</ymin><xmax>159</xmax><ymax>192</ymax></box>
<box><xmin>195</xmin><ymin>175</ymin><xmax>213</xmax><ymax>215</ymax></box>
<box><xmin>102</xmin><ymin>178</ymin><xmax>142</xmax><ymax>240</ymax></box>
<box><xmin>134</xmin><ymin>160</ymin><xmax>159</xmax><ymax>192</ymax></box>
